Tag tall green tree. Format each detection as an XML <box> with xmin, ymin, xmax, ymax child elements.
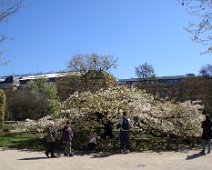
<box><xmin>26</xmin><ymin>78</ymin><xmax>58</xmax><ymax>100</ymax></box>
<box><xmin>56</xmin><ymin>71</ymin><xmax>117</xmax><ymax>101</ymax></box>
<box><xmin>8</xmin><ymin>78</ymin><xmax>60</xmax><ymax>120</ymax></box>
<box><xmin>25</xmin><ymin>78</ymin><xmax>60</xmax><ymax>112</ymax></box>
<box><xmin>0</xmin><ymin>89</ymin><xmax>6</xmax><ymax>133</ymax></box>
<box><xmin>8</xmin><ymin>89</ymin><xmax>51</xmax><ymax>120</ymax></box>
<box><xmin>56</xmin><ymin>74</ymin><xmax>82</xmax><ymax>101</ymax></box>
<box><xmin>80</xmin><ymin>70</ymin><xmax>117</xmax><ymax>92</ymax></box>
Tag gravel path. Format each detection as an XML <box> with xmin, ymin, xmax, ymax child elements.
<box><xmin>0</xmin><ymin>148</ymin><xmax>211</xmax><ymax>170</ymax></box>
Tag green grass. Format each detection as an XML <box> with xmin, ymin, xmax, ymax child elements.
<box><xmin>0</xmin><ymin>133</ymin><xmax>46</xmax><ymax>150</ymax></box>
<box><xmin>0</xmin><ymin>132</ymin><xmax>201</xmax><ymax>152</ymax></box>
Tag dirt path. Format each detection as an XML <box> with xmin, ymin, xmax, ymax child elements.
<box><xmin>0</xmin><ymin>148</ymin><xmax>211</xmax><ymax>170</ymax></box>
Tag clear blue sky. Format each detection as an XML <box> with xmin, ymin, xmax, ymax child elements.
<box><xmin>0</xmin><ymin>0</ymin><xmax>211</xmax><ymax>79</ymax></box>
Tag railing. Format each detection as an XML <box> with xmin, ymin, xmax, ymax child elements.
<box><xmin>96</xmin><ymin>131</ymin><xmax>201</xmax><ymax>152</ymax></box>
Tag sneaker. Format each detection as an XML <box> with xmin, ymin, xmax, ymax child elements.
<box><xmin>45</xmin><ymin>152</ymin><xmax>49</xmax><ymax>158</ymax></box>
<box><xmin>69</xmin><ymin>153</ymin><xmax>73</xmax><ymax>157</ymax></box>
<box><xmin>51</xmin><ymin>155</ymin><xmax>57</xmax><ymax>158</ymax></box>
<box><xmin>200</xmin><ymin>151</ymin><xmax>205</xmax><ymax>155</ymax></box>
<box><xmin>125</xmin><ymin>150</ymin><xmax>130</xmax><ymax>153</ymax></box>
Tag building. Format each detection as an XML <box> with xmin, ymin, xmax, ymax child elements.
<box><xmin>118</xmin><ymin>74</ymin><xmax>195</xmax><ymax>86</ymax></box>
<box><xmin>0</xmin><ymin>71</ymin><xmax>80</xmax><ymax>89</ymax></box>
<box><xmin>0</xmin><ymin>71</ymin><xmax>197</xmax><ymax>89</ymax></box>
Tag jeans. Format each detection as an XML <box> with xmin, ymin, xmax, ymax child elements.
<box><xmin>46</xmin><ymin>142</ymin><xmax>56</xmax><ymax>157</ymax></box>
<box><xmin>64</xmin><ymin>141</ymin><xmax>72</xmax><ymax>155</ymax></box>
<box><xmin>120</xmin><ymin>130</ymin><xmax>130</xmax><ymax>150</ymax></box>
<box><xmin>202</xmin><ymin>139</ymin><xmax>211</xmax><ymax>153</ymax></box>
<box><xmin>88</xmin><ymin>143</ymin><xmax>96</xmax><ymax>152</ymax></box>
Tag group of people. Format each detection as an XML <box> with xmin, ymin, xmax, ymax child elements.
<box><xmin>45</xmin><ymin>110</ymin><xmax>212</xmax><ymax>157</ymax></box>
<box><xmin>45</xmin><ymin>121</ymin><xmax>74</xmax><ymax>158</ymax></box>
<box><xmin>44</xmin><ymin>111</ymin><xmax>132</xmax><ymax>158</ymax></box>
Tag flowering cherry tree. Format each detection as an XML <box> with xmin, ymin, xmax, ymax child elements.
<box><xmin>63</xmin><ymin>86</ymin><xmax>204</xmax><ymax>138</ymax></box>
<box><xmin>14</xmin><ymin>86</ymin><xmax>204</xmax><ymax>139</ymax></box>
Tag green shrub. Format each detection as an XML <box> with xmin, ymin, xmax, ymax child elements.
<box><xmin>3</xmin><ymin>124</ymin><xmax>15</xmax><ymax>133</ymax></box>
<box><xmin>0</xmin><ymin>90</ymin><xmax>6</xmax><ymax>134</ymax></box>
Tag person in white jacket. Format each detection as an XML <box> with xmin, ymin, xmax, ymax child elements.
<box><xmin>87</xmin><ymin>131</ymin><xmax>97</xmax><ymax>152</ymax></box>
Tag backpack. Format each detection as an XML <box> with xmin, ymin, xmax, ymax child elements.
<box><xmin>121</xmin><ymin>117</ymin><xmax>129</xmax><ymax>130</ymax></box>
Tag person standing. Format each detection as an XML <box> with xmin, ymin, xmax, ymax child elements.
<box><xmin>117</xmin><ymin>111</ymin><xmax>131</xmax><ymax>153</ymax></box>
<box><xmin>201</xmin><ymin>113</ymin><xmax>212</xmax><ymax>154</ymax></box>
<box><xmin>62</xmin><ymin>121</ymin><xmax>73</xmax><ymax>157</ymax></box>
<box><xmin>45</xmin><ymin>121</ymin><xmax>57</xmax><ymax>158</ymax></box>
<box><xmin>87</xmin><ymin>131</ymin><xmax>97</xmax><ymax>152</ymax></box>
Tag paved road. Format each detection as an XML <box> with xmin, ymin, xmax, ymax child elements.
<box><xmin>0</xmin><ymin>148</ymin><xmax>211</xmax><ymax>170</ymax></box>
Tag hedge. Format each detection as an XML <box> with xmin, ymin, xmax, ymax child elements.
<box><xmin>0</xmin><ymin>90</ymin><xmax>6</xmax><ymax>134</ymax></box>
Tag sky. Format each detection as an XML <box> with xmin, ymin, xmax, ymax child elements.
<box><xmin>0</xmin><ymin>0</ymin><xmax>211</xmax><ymax>79</ymax></box>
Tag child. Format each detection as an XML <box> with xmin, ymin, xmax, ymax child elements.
<box><xmin>87</xmin><ymin>131</ymin><xmax>97</xmax><ymax>152</ymax></box>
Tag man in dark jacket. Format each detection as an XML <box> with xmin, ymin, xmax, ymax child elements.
<box><xmin>45</xmin><ymin>121</ymin><xmax>57</xmax><ymax>158</ymax></box>
<box><xmin>201</xmin><ymin>114</ymin><xmax>212</xmax><ymax>154</ymax></box>
<box><xmin>117</xmin><ymin>111</ymin><xmax>131</xmax><ymax>153</ymax></box>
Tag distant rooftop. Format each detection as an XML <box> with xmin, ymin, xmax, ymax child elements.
<box><xmin>0</xmin><ymin>71</ymin><xmax>80</xmax><ymax>81</ymax></box>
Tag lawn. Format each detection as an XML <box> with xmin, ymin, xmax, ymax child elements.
<box><xmin>0</xmin><ymin>133</ymin><xmax>46</xmax><ymax>150</ymax></box>
<box><xmin>0</xmin><ymin>132</ymin><xmax>201</xmax><ymax>152</ymax></box>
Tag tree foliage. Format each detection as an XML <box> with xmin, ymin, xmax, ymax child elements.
<box><xmin>179</xmin><ymin>0</ymin><xmax>212</xmax><ymax>53</ymax></box>
<box><xmin>137</xmin><ymin>76</ymin><xmax>212</xmax><ymax>113</ymax></box>
<box><xmin>56</xmin><ymin>71</ymin><xmax>117</xmax><ymax>101</ymax></box>
<box><xmin>80</xmin><ymin>70</ymin><xmax>117</xmax><ymax>92</ymax></box>
<box><xmin>25</xmin><ymin>78</ymin><xmax>60</xmax><ymax>113</ymax></box>
<box><xmin>56</xmin><ymin>75</ymin><xmax>82</xmax><ymax>101</ymax></box>
<box><xmin>0</xmin><ymin>89</ymin><xmax>6</xmax><ymax>133</ymax></box>
<box><xmin>7</xmin><ymin>78</ymin><xmax>60</xmax><ymax>120</ymax></box>
<box><xmin>7</xmin><ymin>89</ymin><xmax>51</xmax><ymax>120</ymax></box>
<box><xmin>26</xmin><ymin>78</ymin><xmax>58</xmax><ymax>100</ymax></box>
<box><xmin>66</xmin><ymin>53</ymin><xmax>118</xmax><ymax>96</ymax></box>
<box><xmin>62</xmin><ymin>86</ymin><xmax>203</xmax><ymax>138</ymax></box>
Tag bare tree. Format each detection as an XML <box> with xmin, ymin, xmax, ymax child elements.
<box><xmin>0</xmin><ymin>0</ymin><xmax>21</xmax><ymax>65</ymax></box>
<box><xmin>199</xmin><ymin>64</ymin><xmax>212</xmax><ymax>77</ymax></box>
<box><xmin>179</xmin><ymin>0</ymin><xmax>212</xmax><ymax>54</ymax></box>
<box><xmin>67</xmin><ymin>53</ymin><xmax>118</xmax><ymax>75</ymax></box>
<box><xmin>135</xmin><ymin>62</ymin><xmax>156</xmax><ymax>79</ymax></box>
